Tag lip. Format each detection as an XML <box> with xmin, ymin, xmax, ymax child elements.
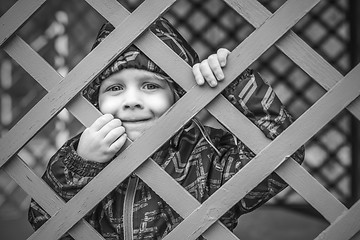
<box><xmin>122</xmin><ymin>119</ymin><xmax>151</xmax><ymax>123</ymax></box>
<box><xmin>121</xmin><ymin>119</ymin><xmax>153</xmax><ymax>126</ymax></box>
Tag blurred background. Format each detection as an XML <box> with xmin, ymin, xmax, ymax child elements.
<box><xmin>0</xmin><ymin>0</ymin><xmax>359</xmax><ymax>239</ymax></box>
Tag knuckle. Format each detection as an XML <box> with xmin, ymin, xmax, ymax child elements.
<box><xmin>200</xmin><ymin>59</ymin><xmax>208</xmax><ymax>68</ymax></box>
<box><xmin>208</xmin><ymin>54</ymin><xmax>217</xmax><ymax>63</ymax></box>
<box><xmin>192</xmin><ymin>63</ymin><xmax>200</xmax><ymax>70</ymax></box>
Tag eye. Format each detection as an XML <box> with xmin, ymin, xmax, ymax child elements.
<box><xmin>143</xmin><ymin>83</ymin><xmax>160</xmax><ymax>90</ymax></box>
<box><xmin>107</xmin><ymin>85</ymin><xmax>123</xmax><ymax>92</ymax></box>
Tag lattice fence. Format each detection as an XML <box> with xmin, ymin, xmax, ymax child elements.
<box><xmin>0</xmin><ymin>0</ymin><xmax>360</xmax><ymax>239</ymax></box>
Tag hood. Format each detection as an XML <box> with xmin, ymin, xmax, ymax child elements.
<box><xmin>82</xmin><ymin>17</ymin><xmax>199</xmax><ymax>106</ymax></box>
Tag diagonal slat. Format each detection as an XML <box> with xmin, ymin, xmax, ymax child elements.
<box><xmin>162</xmin><ymin>62</ymin><xmax>360</xmax><ymax>240</ymax></box>
<box><xmin>0</xmin><ymin>0</ymin><xmax>177</xmax><ymax>168</ymax></box>
<box><xmin>3</xmin><ymin>156</ymin><xmax>105</xmax><ymax>240</ymax></box>
<box><xmin>135</xmin><ymin>160</ymin><xmax>240</xmax><ymax>240</ymax></box>
<box><xmin>276</xmin><ymin>158</ymin><xmax>347</xmax><ymax>223</ymax></box>
<box><xmin>225</xmin><ymin>0</ymin><xmax>360</xmax><ymax>120</ymax></box>
<box><xmin>28</xmin><ymin>0</ymin><xmax>320</xmax><ymax>238</ymax></box>
<box><xmin>0</xmin><ymin>0</ymin><xmax>46</xmax><ymax>46</ymax></box>
<box><xmin>315</xmin><ymin>199</ymin><xmax>360</xmax><ymax>240</ymax></box>
<box><xmin>84</xmin><ymin>0</ymin><xmax>128</xmax><ymax>26</ymax></box>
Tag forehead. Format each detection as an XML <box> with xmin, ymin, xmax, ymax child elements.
<box><xmin>102</xmin><ymin>69</ymin><xmax>165</xmax><ymax>83</ymax></box>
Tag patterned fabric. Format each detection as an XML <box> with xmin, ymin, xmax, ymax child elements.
<box><xmin>28</xmin><ymin>70</ymin><xmax>305</xmax><ymax>239</ymax></box>
<box><xmin>82</xmin><ymin>17</ymin><xmax>199</xmax><ymax>106</ymax></box>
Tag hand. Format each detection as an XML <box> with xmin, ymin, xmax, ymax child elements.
<box><xmin>77</xmin><ymin>114</ymin><xmax>127</xmax><ymax>163</ymax></box>
<box><xmin>192</xmin><ymin>48</ymin><xmax>230</xmax><ymax>87</ymax></box>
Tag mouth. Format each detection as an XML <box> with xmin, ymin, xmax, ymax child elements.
<box><xmin>121</xmin><ymin>119</ymin><xmax>152</xmax><ymax>124</ymax></box>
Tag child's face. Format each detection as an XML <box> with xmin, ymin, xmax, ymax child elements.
<box><xmin>98</xmin><ymin>69</ymin><xmax>175</xmax><ymax>140</ymax></box>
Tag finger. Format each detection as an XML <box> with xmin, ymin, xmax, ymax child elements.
<box><xmin>91</xmin><ymin>114</ymin><xmax>114</xmax><ymax>131</ymax></box>
<box><xmin>104</xmin><ymin>126</ymin><xmax>126</xmax><ymax>145</ymax></box>
<box><xmin>108</xmin><ymin>133</ymin><xmax>127</xmax><ymax>153</ymax></box>
<box><xmin>99</xmin><ymin>118</ymin><xmax>123</xmax><ymax>137</ymax></box>
<box><xmin>192</xmin><ymin>63</ymin><xmax>205</xmax><ymax>85</ymax></box>
<box><xmin>200</xmin><ymin>59</ymin><xmax>218</xmax><ymax>87</ymax></box>
<box><xmin>207</xmin><ymin>54</ymin><xmax>224</xmax><ymax>81</ymax></box>
<box><xmin>217</xmin><ymin>48</ymin><xmax>230</xmax><ymax>67</ymax></box>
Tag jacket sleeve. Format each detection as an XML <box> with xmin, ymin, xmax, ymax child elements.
<box><xmin>28</xmin><ymin>133</ymin><xmax>107</xmax><ymax>235</ymax></box>
<box><xmin>220</xmin><ymin>69</ymin><xmax>305</xmax><ymax>219</ymax></box>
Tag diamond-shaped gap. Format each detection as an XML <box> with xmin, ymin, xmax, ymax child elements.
<box><xmin>0</xmin><ymin>56</ymin><xmax>46</xmax><ymax>132</ymax></box>
<box><xmin>52</xmin><ymin>0</ymin><xmax>106</xmax><ymax>71</ymax></box>
<box><xmin>321</xmin><ymin>4</ymin><xmax>346</xmax><ymax>29</ymax></box>
<box><xmin>293</xmin><ymin>1</ymin><xmax>351</xmax><ymax>75</ymax></box>
<box><xmin>258</xmin><ymin>0</ymin><xmax>287</xmax><ymax>13</ymax></box>
<box><xmin>252</xmin><ymin>47</ymin><xmax>320</xmax><ymax>118</ymax></box>
<box><xmin>117</xmin><ymin>0</ymin><xmax>144</xmax><ymax>12</ymax></box>
<box><xmin>302</xmin><ymin>112</ymin><xmax>353</xmax><ymax>204</ymax></box>
<box><xmin>0</xmin><ymin>0</ymin><xmax>17</xmax><ymax>17</ymax></box>
<box><xmin>13</xmin><ymin>0</ymin><xmax>66</xmax><ymax>70</ymax></box>
<box><xmin>165</xmin><ymin>0</ymin><xmax>254</xmax><ymax>60</ymax></box>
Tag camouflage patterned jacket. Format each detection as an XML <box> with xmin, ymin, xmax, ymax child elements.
<box><xmin>28</xmin><ymin>69</ymin><xmax>304</xmax><ymax>240</ymax></box>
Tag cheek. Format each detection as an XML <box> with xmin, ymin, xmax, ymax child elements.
<box><xmin>151</xmin><ymin>93</ymin><xmax>175</xmax><ymax>116</ymax></box>
<box><xmin>98</xmin><ymin>96</ymin><xmax>117</xmax><ymax>114</ymax></box>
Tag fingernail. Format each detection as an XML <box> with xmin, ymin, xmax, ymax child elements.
<box><xmin>218</xmin><ymin>73</ymin><xmax>224</xmax><ymax>80</ymax></box>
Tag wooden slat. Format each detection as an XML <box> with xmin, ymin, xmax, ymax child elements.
<box><xmin>162</xmin><ymin>62</ymin><xmax>360</xmax><ymax>240</ymax></box>
<box><xmin>276</xmin><ymin>159</ymin><xmax>347</xmax><ymax>223</ymax></box>
<box><xmin>315</xmin><ymin>200</ymin><xmax>360</xmax><ymax>240</ymax></box>
<box><xmin>0</xmin><ymin>0</ymin><xmax>46</xmax><ymax>46</ymax></box>
<box><xmin>135</xmin><ymin>160</ymin><xmax>240</xmax><ymax>240</ymax></box>
<box><xmin>3</xmin><ymin>35</ymin><xmax>101</xmax><ymax>127</ymax></box>
<box><xmin>225</xmin><ymin>0</ymin><xmax>360</xmax><ymax>120</ymax></box>
<box><xmin>84</xmin><ymin>0</ymin><xmax>128</xmax><ymax>26</ymax></box>
<box><xmin>3</xmin><ymin>35</ymin><xmax>62</xmax><ymax>89</ymax></box>
<box><xmin>0</xmin><ymin>0</ymin><xmax>176</xmax><ymax>168</ymax></box>
<box><xmin>3</xmin><ymin>156</ymin><xmax>105</xmax><ymax>240</ymax></box>
<box><xmin>27</xmin><ymin>0</ymin><xmax>321</xmax><ymax>238</ymax></box>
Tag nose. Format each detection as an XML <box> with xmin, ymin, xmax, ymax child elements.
<box><xmin>122</xmin><ymin>90</ymin><xmax>144</xmax><ymax>110</ymax></box>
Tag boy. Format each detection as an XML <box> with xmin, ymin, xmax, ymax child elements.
<box><xmin>28</xmin><ymin>18</ymin><xmax>304</xmax><ymax>239</ymax></box>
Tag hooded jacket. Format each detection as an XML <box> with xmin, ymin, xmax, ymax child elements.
<box><xmin>28</xmin><ymin>18</ymin><xmax>305</xmax><ymax>240</ymax></box>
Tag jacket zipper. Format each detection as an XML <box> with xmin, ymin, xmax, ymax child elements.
<box><xmin>123</xmin><ymin>174</ymin><xmax>139</xmax><ymax>240</ymax></box>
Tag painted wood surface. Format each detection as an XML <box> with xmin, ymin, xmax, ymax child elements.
<box><xmin>136</xmin><ymin>160</ymin><xmax>240</xmax><ymax>240</ymax></box>
<box><xmin>315</xmin><ymin>200</ymin><xmax>360</xmax><ymax>240</ymax></box>
<box><xmin>0</xmin><ymin>0</ymin><xmax>359</xmax><ymax>239</ymax></box>
<box><xmin>26</xmin><ymin>0</ymin><xmax>323</xmax><ymax>238</ymax></box>
<box><xmin>0</xmin><ymin>0</ymin><xmax>46</xmax><ymax>45</ymax></box>
<box><xmin>3</xmin><ymin>156</ymin><xmax>105</xmax><ymax>240</ymax></box>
